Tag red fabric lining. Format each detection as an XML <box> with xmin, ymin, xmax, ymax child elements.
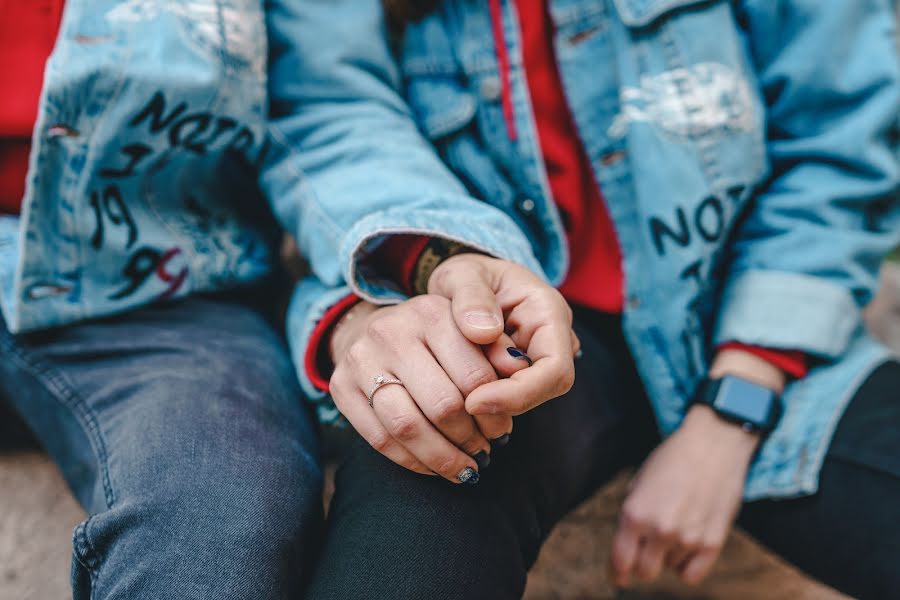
<box><xmin>304</xmin><ymin>294</ymin><xmax>361</xmax><ymax>392</ymax></box>
<box><xmin>372</xmin><ymin>235</ymin><xmax>432</xmax><ymax>296</ymax></box>
<box><xmin>718</xmin><ymin>343</ymin><xmax>808</xmax><ymax>380</ymax></box>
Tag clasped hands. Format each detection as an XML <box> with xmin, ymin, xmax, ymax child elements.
<box><xmin>328</xmin><ymin>253</ymin><xmax>578</xmax><ymax>482</ymax></box>
<box><xmin>328</xmin><ymin>253</ymin><xmax>774</xmax><ymax>586</ymax></box>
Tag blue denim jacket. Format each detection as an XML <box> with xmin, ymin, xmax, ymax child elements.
<box><xmin>273</xmin><ymin>0</ymin><xmax>900</xmax><ymax>500</ymax></box>
<box><xmin>0</xmin><ymin>0</ymin><xmax>285</xmax><ymax>332</ymax></box>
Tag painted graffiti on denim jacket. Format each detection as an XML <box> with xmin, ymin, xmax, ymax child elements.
<box><xmin>89</xmin><ymin>91</ymin><xmax>268</xmax><ymax>301</ymax></box>
<box><xmin>106</xmin><ymin>0</ymin><xmax>266</xmax><ymax>77</ymax></box>
<box><xmin>609</xmin><ymin>63</ymin><xmax>755</xmax><ymax>139</ymax></box>
<box><xmin>647</xmin><ymin>186</ymin><xmax>746</xmax><ymax>383</ymax></box>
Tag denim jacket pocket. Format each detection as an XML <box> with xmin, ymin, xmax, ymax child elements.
<box><xmin>402</xmin><ymin>58</ymin><xmax>521</xmax><ymax>218</ymax></box>
<box><xmin>611</xmin><ymin>0</ymin><xmax>719</xmax><ymax>28</ymax></box>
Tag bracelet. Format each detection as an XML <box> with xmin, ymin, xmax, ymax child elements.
<box><xmin>410</xmin><ymin>238</ymin><xmax>476</xmax><ymax>295</ymax></box>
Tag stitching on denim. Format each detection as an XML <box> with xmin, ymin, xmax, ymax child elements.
<box><xmin>0</xmin><ymin>335</ymin><xmax>117</xmax><ymax>509</ymax></box>
<box><xmin>73</xmin><ymin>518</ymin><xmax>102</xmax><ymax>572</ymax></box>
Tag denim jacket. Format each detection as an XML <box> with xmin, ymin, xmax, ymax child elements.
<box><xmin>273</xmin><ymin>0</ymin><xmax>900</xmax><ymax>500</ymax></box>
<box><xmin>0</xmin><ymin>0</ymin><xmax>293</xmax><ymax>332</ymax></box>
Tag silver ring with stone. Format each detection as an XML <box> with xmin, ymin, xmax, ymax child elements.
<box><xmin>367</xmin><ymin>374</ymin><xmax>404</xmax><ymax>407</ymax></box>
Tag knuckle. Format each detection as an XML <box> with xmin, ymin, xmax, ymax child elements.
<box><xmin>650</xmin><ymin>522</ymin><xmax>678</xmax><ymax>541</ymax></box>
<box><xmin>430</xmin><ymin>392</ymin><xmax>465</xmax><ymax>424</ymax></box>
<box><xmin>365</xmin><ymin>316</ymin><xmax>394</xmax><ymax>344</ymax></box>
<box><xmin>460</xmin><ymin>365</ymin><xmax>496</xmax><ymax>394</ymax></box>
<box><xmin>621</xmin><ymin>504</ymin><xmax>648</xmax><ymax>530</ymax></box>
<box><xmin>434</xmin><ymin>454</ymin><xmax>461</xmax><ymax>479</ymax></box>
<box><xmin>387</xmin><ymin>413</ymin><xmax>420</xmax><ymax>441</ymax></box>
<box><xmin>553</xmin><ymin>362</ymin><xmax>576</xmax><ymax>396</ymax></box>
<box><xmin>701</xmin><ymin>534</ymin><xmax>724</xmax><ymax>553</ymax></box>
<box><xmin>409</xmin><ymin>294</ymin><xmax>450</xmax><ymax>324</ymax></box>
<box><xmin>345</xmin><ymin>341</ymin><xmax>368</xmax><ymax>367</ymax></box>
<box><xmin>368</xmin><ymin>430</ymin><xmax>393</xmax><ymax>454</ymax></box>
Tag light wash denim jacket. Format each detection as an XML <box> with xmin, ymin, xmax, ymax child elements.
<box><xmin>272</xmin><ymin>0</ymin><xmax>900</xmax><ymax>501</ymax></box>
<box><xmin>0</xmin><ymin>0</ymin><xmax>288</xmax><ymax>332</ymax></box>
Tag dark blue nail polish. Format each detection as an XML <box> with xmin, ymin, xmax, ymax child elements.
<box><xmin>473</xmin><ymin>451</ymin><xmax>491</xmax><ymax>469</ymax></box>
<box><xmin>457</xmin><ymin>467</ymin><xmax>479</xmax><ymax>485</ymax></box>
<box><xmin>491</xmin><ymin>433</ymin><xmax>510</xmax><ymax>447</ymax></box>
<box><xmin>507</xmin><ymin>347</ymin><xmax>533</xmax><ymax>367</ymax></box>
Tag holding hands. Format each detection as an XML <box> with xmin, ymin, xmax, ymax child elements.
<box><xmin>328</xmin><ymin>253</ymin><xmax>577</xmax><ymax>483</ymax></box>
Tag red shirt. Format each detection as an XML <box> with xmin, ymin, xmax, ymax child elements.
<box><xmin>514</xmin><ymin>0</ymin><xmax>624</xmax><ymax>312</ymax></box>
<box><xmin>0</xmin><ymin>0</ymin><xmax>64</xmax><ymax>214</ymax></box>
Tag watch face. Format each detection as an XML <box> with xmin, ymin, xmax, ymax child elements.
<box><xmin>717</xmin><ymin>376</ymin><xmax>773</xmax><ymax>424</ymax></box>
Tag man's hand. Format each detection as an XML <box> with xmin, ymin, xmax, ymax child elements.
<box><xmin>328</xmin><ymin>296</ymin><xmax>530</xmax><ymax>483</ymax></box>
<box><xmin>427</xmin><ymin>254</ymin><xmax>578</xmax><ymax>419</ymax></box>
<box><xmin>609</xmin><ymin>348</ymin><xmax>786</xmax><ymax>587</ymax></box>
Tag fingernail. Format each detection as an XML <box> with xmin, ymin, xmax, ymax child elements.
<box><xmin>575</xmin><ymin>349</ymin><xmax>584</xmax><ymax>360</ymax></box>
<box><xmin>465</xmin><ymin>312</ymin><xmax>502</xmax><ymax>329</ymax></box>
<box><xmin>473</xmin><ymin>451</ymin><xmax>491</xmax><ymax>469</ymax></box>
<box><xmin>491</xmin><ymin>433</ymin><xmax>510</xmax><ymax>447</ymax></box>
<box><xmin>457</xmin><ymin>467</ymin><xmax>480</xmax><ymax>485</ymax></box>
<box><xmin>506</xmin><ymin>347</ymin><xmax>533</xmax><ymax>366</ymax></box>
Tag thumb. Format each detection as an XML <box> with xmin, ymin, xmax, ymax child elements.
<box><xmin>430</xmin><ymin>258</ymin><xmax>504</xmax><ymax>345</ymax></box>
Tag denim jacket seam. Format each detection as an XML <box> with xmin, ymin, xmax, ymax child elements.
<box><xmin>265</xmin><ymin>122</ymin><xmax>345</xmax><ymax>245</ymax></box>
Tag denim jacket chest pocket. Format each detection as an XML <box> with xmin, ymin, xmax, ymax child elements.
<box><xmin>400</xmin><ymin>20</ymin><xmax>525</xmax><ymax>220</ymax></box>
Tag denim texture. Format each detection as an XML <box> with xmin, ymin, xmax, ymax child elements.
<box><xmin>0</xmin><ymin>294</ymin><xmax>324</xmax><ymax>599</ymax></box>
<box><xmin>272</xmin><ymin>0</ymin><xmax>900</xmax><ymax>500</ymax></box>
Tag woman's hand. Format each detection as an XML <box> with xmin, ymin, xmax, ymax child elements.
<box><xmin>427</xmin><ymin>254</ymin><xmax>578</xmax><ymax>417</ymax></box>
<box><xmin>328</xmin><ymin>296</ymin><xmax>529</xmax><ymax>484</ymax></box>
<box><xmin>609</xmin><ymin>349</ymin><xmax>784</xmax><ymax>586</ymax></box>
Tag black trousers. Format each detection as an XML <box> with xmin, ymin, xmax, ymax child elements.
<box><xmin>307</xmin><ymin>310</ymin><xmax>900</xmax><ymax>600</ymax></box>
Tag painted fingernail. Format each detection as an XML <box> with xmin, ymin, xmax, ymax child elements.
<box><xmin>575</xmin><ymin>349</ymin><xmax>584</xmax><ymax>360</ymax></box>
<box><xmin>473</xmin><ymin>451</ymin><xmax>491</xmax><ymax>469</ymax></box>
<box><xmin>465</xmin><ymin>312</ymin><xmax>502</xmax><ymax>329</ymax></box>
<box><xmin>491</xmin><ymin>433</ymin><xmax>510</xmax><ymax>447</ymax></box>
<box><xmin>457</xmin><ymin>467</ymin><xmax>480</xmax><ymax>485</ymax></box>
<box><xmin>507</xmin><ymin>347</ymin><xmax>533</xmax><ymax>366</ymax></box>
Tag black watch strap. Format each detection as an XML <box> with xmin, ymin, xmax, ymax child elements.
<box><xmin>693</xmin><ymin>375</ymin><xmax>783</xmax><ymax>435</ymax></box>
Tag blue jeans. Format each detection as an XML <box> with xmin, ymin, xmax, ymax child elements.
<box><xmin>0</xmin><ymin>294</ymin><xmax>324</xmax><ymax>599</ymax></box>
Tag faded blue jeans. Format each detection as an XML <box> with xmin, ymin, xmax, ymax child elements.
<box><xmin>0</xmin><ymin>292</ymin><xmax>324</xmax><ymax>599</ymax></box>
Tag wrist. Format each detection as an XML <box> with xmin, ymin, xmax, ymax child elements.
<box><xmin>328</xmin><ymin>301</ymin><xmax>378</xmax><ymax>364</ymax></box>
<box><xmin>682</xmin><ymin>404</ymin><xmax>762</xmax><ymax>458</ymax></box>
<box><xmin>709</xmin><ymin>348</ymin><xmax>786</xmax><ymax>394</ymax></box>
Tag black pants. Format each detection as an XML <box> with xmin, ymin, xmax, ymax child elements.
<box><xmin>307</xmin><ymin>310</ymin><xmax>900</xmax><ymax>600</ymax></box>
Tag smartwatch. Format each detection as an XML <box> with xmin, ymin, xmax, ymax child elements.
<box><xmin>692</xmin><ymin>375</ymin><xmax>783</xmax><ymax>435</ymax></box>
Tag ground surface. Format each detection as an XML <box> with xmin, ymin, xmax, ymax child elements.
<box><xmin>0</xmin><ymin>451</ymin><xmax>846</xmax><ymax>600</ymax></box>
<box><xmin>3</xmin><ymin>264</ymin><xmax>898</xmax><ymax>599</ymax></box>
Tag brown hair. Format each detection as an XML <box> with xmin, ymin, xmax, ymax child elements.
<box><xmin>383</xmin><ymin>0</ymin><xmax>442</xmax><ymax>31</ymax></box>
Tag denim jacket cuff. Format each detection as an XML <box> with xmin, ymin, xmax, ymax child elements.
<box><xmin>713</xmin><ymin>269</ymin><xmax>861</xmax><ymax>359</ymax></box>
<box><xmin>286</xmin><ymin>279</ymin><xmax>354</xmax><ymax>423</ymax></box>
<box><xmin>338</xmin><ymin>207</ymin><xmax>546</xmax><ymax>303</ymax></box>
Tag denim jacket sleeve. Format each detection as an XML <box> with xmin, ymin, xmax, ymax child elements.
<box><xmin>713</xmin><ymin>1</ymin><xmax>900</xmax><ymax>358</ymax></box>
<box><xmin>261</xmin><ymin>0</ymin><xmax>542</xmax><ymax>295</ymax></box>
<box><xmin>262</xmin><ymin>0</ymin><xmax>543</xmax><ymax>396</ymax></box>
<box><xmin>262</xmin><ymin>0</ymin><xmax>543</xmax><ymax>398</ymax></box>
